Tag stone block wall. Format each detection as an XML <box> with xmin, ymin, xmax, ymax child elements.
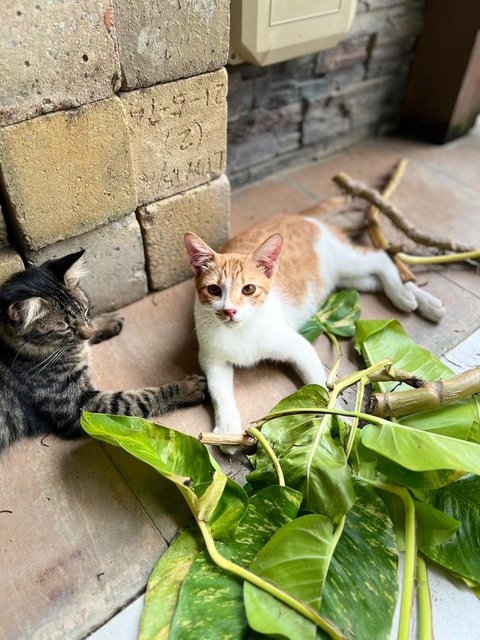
<box><xmin>0</xmin><ymin>0</ymin><xmax>230</xmax><ymax>313</ymax></box>
<box><xmin>227</xmin><ymin>0</ymin><xmax>425</xmax><ymax>186</ymax></box>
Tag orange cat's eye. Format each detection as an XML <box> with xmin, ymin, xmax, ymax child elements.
<box><xmin>207</xmin><ymin>284</ymin><xmax>222</xmax><ymax>296</ymax></box>
<box><xmin>242</xmin><ymin>284</ymin><xmax>256</xmax><ymax>296</ymax></box>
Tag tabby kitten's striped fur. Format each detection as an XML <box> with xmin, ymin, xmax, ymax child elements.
<box><xmin>0</xmin><ymin>251</ymin><xmax>206</xmax><ymax>452</ymax></box>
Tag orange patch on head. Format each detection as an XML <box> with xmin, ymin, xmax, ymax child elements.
<box><xmin>185</xmin><ymin>214</ymin><xmax>325</xmax><ymax>312</ymax></box>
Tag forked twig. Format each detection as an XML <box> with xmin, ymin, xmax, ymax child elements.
<box><xmin>334</xmin><ymin>172</ymin><xmax>477</xmax><ymax>254</ymax></box>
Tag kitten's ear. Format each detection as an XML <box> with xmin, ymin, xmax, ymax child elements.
<box><xmin>252</xmin><ymin>233</ymin><xmax>283</xmax><ymax>278</ymax></box>
<box><xmin>8</xmin><ymin>297</ymin><xmax>46</xmax><ymax>326</ymax></box>
<box><xmin>47</xmin><ymin>250</ymin><xmax>86</xmax><ymax>287</ymax></box>
<box><xmin>184</xmin><ymin>233</ymin><xmax>216</xmax><ymax>277</ymax></box>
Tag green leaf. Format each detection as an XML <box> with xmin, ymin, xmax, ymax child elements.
<box><xmin>355</xmin><ymin>319</ymin><xmax>480</xmax><ymax>441</ymax></box>
<box><xmin>414</xmin><ymin>499</ymin><xmax>460</xmax><ymax>548</ymax></box>
<box><xmin>81</xmin><ymin>412</ymin><xmax>247</xmax><ymax>540</ymax></box>
<box><xmin>169</xmin><ymin>486</ymin><xmax>303</xmax><ymax>640</ymax></box>
<box><xmin>249</xmin><ymin>386</ymin><xmax>355</xmax><ymax>523</ymax></box>
<box><xmin>300</xmin><ymin>290</ymin><xmax>361</xmax><ymax>342</ymax></box>
<box><xmin>373</xmin><ymin>454</ymin><xmax>467</xmax><ymax>489</ymax></box>
<box><xmin>354</xmin><ymin>319</ymin><xmax>480</xmax><ymax>487</ymax></box>
<box><xmin>361</xmin><ymin>421</ymin><xmax>480</xmax><ymax>475</ymax></box>
<box><xmin>139</xmin><ymin>529</ymin><xmax>202</xmax><ymax>640</ymax></box>
<box><xmin>422</xmin><ymin>475</ymin><xmax>480</xmax><ymax>583</ymax></box>
<box><xmin>244</xmin><ymin>514</ymin><xmax>334</xmax><ymax>640</ymax></box>
<box><xmin>318</xmin><ymin>480</ymin><xmax>398</xmax><ymax>640</ymax></box>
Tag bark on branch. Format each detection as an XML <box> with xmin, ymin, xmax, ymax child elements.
<box><xmin>333</xmin><ymin>172</ymin><xmax>477</xmax><ymax>254</ymax></box>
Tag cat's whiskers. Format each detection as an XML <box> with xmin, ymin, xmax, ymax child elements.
<box><xmin>29</xmin><ymin>345</ymin><xmax>71</xmax><ymax>378</ymax></box>
<box><xmin>10</xmin><ymin>343</ymin><xmax>28</xmax><ymax>369</ymax></box>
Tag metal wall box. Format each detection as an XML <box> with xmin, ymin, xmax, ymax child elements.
<box><xmin>229</xmin><ymin>0</ymin><xmax>357</xmax><ymax>66</ymax></box>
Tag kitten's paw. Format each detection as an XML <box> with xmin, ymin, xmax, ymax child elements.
<box><xmin>177</xmin><ymin>374</ymin><xmax>208</xmax><ymax>405</ymax></box>
<box><xmin>387</xmin><ymin>285</ymin><xmax>418</xmax><ymax>313</ymax></box>
<box><xmin>90</xmin><ymin>314</ymin><xmax>124</xmax><ymax>344</ymax></box>
<box><xmin>214</xmin><ymin>417</ymin><xmax>243</xmax><ymax>457</ymax></box>
<box><xmin>405</xmin><ymin>283</ymin><xmax>445</xmax><ymax>323</ymax></box>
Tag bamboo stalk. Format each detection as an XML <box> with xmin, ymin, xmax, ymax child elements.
<box><xmin>334</xmin><ymin>172</ymin><xmax>477</xmax><ymax>254</ymax></box>
<box><xmin>198</xmin><ymin>432</ymin><xmax>256</xmax><ymax>447</ymax></box>
<box><xmin>368</xmin><ymin>367</ymin><xmax>480</xmax><ymax>418</ymax></box>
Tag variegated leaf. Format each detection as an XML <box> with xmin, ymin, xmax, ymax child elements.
<box><xmin>318</xmin><ymin>480</ymin><xmax>398</xmax><ymax>640</ymax></box>
<box><xmin>300</xmin><ymin>289</ymin><xmax>361</xmax><ymax>342</ymax></box>
<box><xmin>139</xmin><ymin>529</ymin><xmax>202</xmax><ymax>640</ymax></box>
<box><xmin>244</xmin><ymin>514</ymin><xmax>334</xmax><ymax>640</ymax></box>
<box><xmin>169</xmin><ymin>486</ymin><xmax>303</xmax><ymax>640</ymax></box>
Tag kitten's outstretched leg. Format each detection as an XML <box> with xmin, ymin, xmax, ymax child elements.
<box><xmin>200</xmin><ymin>358</ymin><xmax>242</xmax><ymax>456</ymax></box>
<box><xmin>82</xmin><ymin>374</ymin><xmax>207</xmax><ymax>418</ymax></box>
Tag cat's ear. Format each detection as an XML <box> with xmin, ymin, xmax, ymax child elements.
<box><xmin>184</xmin><ymin>233</ymin><xmax>216</xmax><ymax>277</ymax></box>
<box><xmin>252</xmin><ymin>233</ymin><xmax>283</xmax><ymax>278</ymax></box>
<box><xmin>8</xmin><ymin>297</ymin><xmax>46</xmax><ymax>326</ymax></box>
<box><xmin>47</xmin><ymin>250</ymin><xmax>87</xmax><ymax>287</ymax></box>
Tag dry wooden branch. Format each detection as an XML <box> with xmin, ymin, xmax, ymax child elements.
<box><xmin>365</xmin><ymin>160</ymin><xmax>416</xmax><ymax>283</ymax></box>
<box><xmin>334</xmin><ymin>172</ymin><xmax>477</xmax><ymax>254</ymax></box>
<box><xmin>198</xmin><ymin>432</ymin><xmax>256</xmax><ymax>447</ymax></box>
<box><xmin>367</xmin><ymin>367</ymin><xmax>480</xmax><ymax>418</ymax></box>
<box><xmin>368</xmin><ymin>366</ymin><xmax>426</xmax><ymax>388</ymax></box>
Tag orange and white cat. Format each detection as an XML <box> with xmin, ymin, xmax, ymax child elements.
<box><xmin>184</xmin><ymin>214</ymin><xmax>444</xmax><ymax>451</ymax></box>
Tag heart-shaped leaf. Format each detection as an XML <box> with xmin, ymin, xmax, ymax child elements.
<box><xmin>300</xmin><ymin>290</ymin><xmax>361</xmax><ymax>342</ymax></box>
<box><xmin>318</xmin><ymin>480</ymin><xmax>398</xmax><ymax>640</ymax></box>
<box><xmin>422</xmin><ymin>475</ymin><xmax>480</xmax><ymax>583</ymax></box>
<box><xmin>169</xmin><ymin>486</ymin><xmax>303</xmax><ymax>640</ymax></box>
<box><xmin>244</xmin><ymin>514</ymin><xmax>334</xmax><ymax>640</ymax></box>
<box><xmin>139</xmin><ymin>529</ymin><xmax>202</xmax><ymax>640</ymax></box>
<box><xmin>249</xmin><ymin>386</ymin><xmax>355</xmax><ymax>523</ymax></box>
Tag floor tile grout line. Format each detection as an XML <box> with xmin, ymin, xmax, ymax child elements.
<box><xmin>437</xmin><ymin>270</ymin><xmax>480</xmax><ymax>302</ymax></box>
<box><xmin>86</xmin><ymin>585</ymin><xmax>146</xmax><ymax>639</ymax></box>
<box><xmin>374</xmin><ymin>138</ymin><xmax>480</xmax><ymax>197</ymax></box>
<box><xmin>281</xmin><ymin>175</ymin><xmax>323</xmax><ymax>203</ymax></box>
<box><xmin>100</xmin><ymin>443</ymin><xmax>170</xmax><ymax>547</ymax></box>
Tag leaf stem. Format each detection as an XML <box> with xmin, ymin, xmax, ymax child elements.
<box><xmin>258</xmin><ymin>406</ymin><xmax>388</xmax><ymax>427</ymax></box>
<box><xmin>247</xmin><ymin>427</ymin><xmax>285</xmax><ymax>487</ymax></box>
<box><xmin>397</xmin><ymin>249</ymin><xmax>480</xmax><ymax>264</ymax></box>
<box><xmin>304</xmin><ymin>359</ymin><xmax>392</xmax><ymax>504</ymax></box>
<box><xmin>345</xmin><ymin>378</ymin><xmax>366</xmax><ymax>460</ymax></box>
<box><xmin>364</xmin><ymin>480</ymin><xmax>416</xmax><ymax>640</ymax></box>
<box><xmin>326</xmin><ymin>331</ymin><xmax>342</xmax><ymax>389</ymax></box>
<box><xmin>334</xmin><ymin>358</ymin><xmax>392</xmax><ymax>395</ymax></box>
<box><xmin>196</xmin><ymin>519</ymin><xmax>345</xmax><ymax>640</ymax></box>
<box><xmin>416</xmin><ymin>553</ymin><xmax>433</xmax><ymax>640</ymax></box>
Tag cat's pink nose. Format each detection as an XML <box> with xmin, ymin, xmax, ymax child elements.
<box><xmin>223</xmin><ymin>308</ymin><xmax>237</xmax><ymax>319</ymax></box>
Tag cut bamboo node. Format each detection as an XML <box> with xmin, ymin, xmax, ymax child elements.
<box><xmin>368</xmin><ymin>367</ymin><xmax>480</xmax><ymax>418</ymax></box>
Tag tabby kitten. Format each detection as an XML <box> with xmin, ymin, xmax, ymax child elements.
<box><xmin>0</xmin><ymin>250</ymin><xmax>206</xmax><ymax>452</ymax></box>
<box><xmin>184</xmin><ymin>214</ymin><xmax>445</xmax><ymax>451</ymax></box>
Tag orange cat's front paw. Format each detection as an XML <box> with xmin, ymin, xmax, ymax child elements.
<box><xmin>214</xmin><ymin>416</ymin><xmax>243</xmax><ymax>457</ymax></box>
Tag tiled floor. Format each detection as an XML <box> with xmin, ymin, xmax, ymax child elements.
<box><xmin>1</xmin><ymin>122</ymin><xmax>480</xmax><ymax>639</ymax></box>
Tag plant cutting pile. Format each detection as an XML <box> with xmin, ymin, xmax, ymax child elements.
<box><xmin>81</xmin><ymin>289</ymin><xmax>480</xmax><ymax>640</ymax></box>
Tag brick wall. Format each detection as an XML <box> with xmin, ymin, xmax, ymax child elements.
<box><xmin>0</xmin><ymin>0</ymin><xmax>230</xmax><ymax>313</ymax></box>
<box><xmin>227</xmin><ymin>0</ymin><xmax>425</xmax><ymax>187</ymax></box>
